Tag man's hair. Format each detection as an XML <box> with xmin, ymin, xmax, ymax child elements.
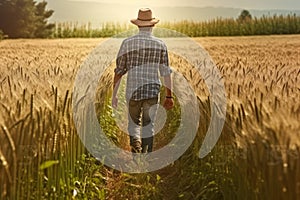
<box><xmin>138</xmin><ymin>26</ymin><xmax>154</xmax><ymax>32</ymax></box>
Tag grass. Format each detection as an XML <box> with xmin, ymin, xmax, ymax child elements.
<box><xmin>0</xmin><ymin>35</ymin><xmax>300</xmax><ymax>199</ymax></box>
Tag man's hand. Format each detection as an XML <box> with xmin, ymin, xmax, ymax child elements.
<box><xmin>163</xmin><ymin>97</ymin><xmax>174</xmax><ymax>110</ymax></box>
<box><xmin>112</xmin><ymin>96</ymin><xmax>118</xmax><ymax>109</ymax></box>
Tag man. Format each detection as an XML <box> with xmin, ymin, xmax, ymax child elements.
<box><xmin>112</xmin><ymin>8</ymin><xmax>174</xmax><ymax>154</ymax></box>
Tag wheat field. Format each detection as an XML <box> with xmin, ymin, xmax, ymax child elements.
<box><xmin>0</xmin><ymin>35</ymin><xmax>299</xmax><ymax>199</ymax></box>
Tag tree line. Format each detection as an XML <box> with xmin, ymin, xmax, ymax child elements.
<box><xmin>53</xmin><ymin>12</ymin><xmax>300</xmax><ymax>38</ymax></box>
<box><xmin>160</xmin><ymin>13</ymin><xmax>300</xmax><ymax>37</ymax></box>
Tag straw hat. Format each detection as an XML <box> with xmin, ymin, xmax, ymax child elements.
<box><xmin>130</xmin><ymin>8</ymin><xmax>159</xmax><ymax>27</ymax></box>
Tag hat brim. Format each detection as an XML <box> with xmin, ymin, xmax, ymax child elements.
<box><xmin>130</xmin><ymin>18</ymin><xmax>159</xmax><ymax>27</ymax></box>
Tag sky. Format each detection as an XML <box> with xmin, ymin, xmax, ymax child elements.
<box><xmin>38</xmin><ymin>0</ymin><xmax>300</xmax><ymax>26</ymax></box>
<box><xmin>70</xmin><ymin>0</ymin><xmax>300</xmax><ymax>10</ymax></box>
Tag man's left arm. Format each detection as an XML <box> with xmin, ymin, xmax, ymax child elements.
<box><xmin>112</xmin><ymin>42</ymin><xmax>127</xmax><ymax>108</ymax></box>
<box><xmin>112</xmin><ymin>73</ymin><xmax>122</xmax><ymax>108</ymax></box>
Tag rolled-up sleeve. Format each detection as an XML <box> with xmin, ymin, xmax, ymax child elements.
<box><xmin>115</xmin><ymin>41</ymin><xmax>127</xmax><ymax>75</ymax></box>
<box><xmin>159</xmin><ymin>46</ymin><xmax>172</xmax><ymax>77</ymax></box>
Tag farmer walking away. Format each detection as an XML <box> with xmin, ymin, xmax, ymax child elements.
<box><xmin>112</xmin><ymin>8</ymin><xmax>174</xmax><ymax>154</ymax></box>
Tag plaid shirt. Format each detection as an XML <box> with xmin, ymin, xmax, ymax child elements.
<box><xmin>115</xmin><ymin>31</ymin><xmax>172</xmax><ymax>101</ymax></box>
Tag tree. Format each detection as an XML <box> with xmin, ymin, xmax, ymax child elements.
<box><xmin>34</xmin><ymin>1</ymin><xmax>55</xmax><ymax>38</ymax></box>
<box><xmin>238</xmin><ymin>10</ymin><xmax>252</xmax><ymax>22</ymax></box>
<box><xmin>0</xmin><ymin>29</ymin><xmax>4</xmax><ymax>40</ymax></box>
<box><xmin>0</xmin><ymin>0</ymin><xmax>54</xmax><ymax>38</ymax></box>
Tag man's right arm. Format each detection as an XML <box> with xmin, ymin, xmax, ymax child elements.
<box><xmin>163</xmin><ymin>74</ymin><xmax>174</xmax><ymax>110</ymax></box>
<box><xmin>163</xmin><ymin>75</ymin><xmax>172</xmax><ymax>97</ymax></box>
<box><xmin>159</xmin><ymin>45</ymin><xmax>174</xmax><ymax>110</ymax></box>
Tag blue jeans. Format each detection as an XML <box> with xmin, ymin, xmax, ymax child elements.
<box><xmin>128</xmin><ymin>97</ymin><xmax>159</xmax><ymax>153</ymax></box>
